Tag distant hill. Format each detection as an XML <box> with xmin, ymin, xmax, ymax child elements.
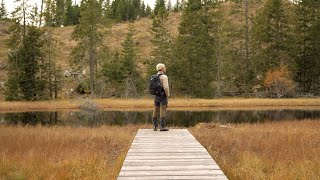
<box><xmin>0</xmin><ymin>13</ymin><xmax>181</xmax><ymax>100</ymax></box>
<box><xmin>0</xmin><ymin>0</ymin><xmax>264</xmax><ymax>100</ymax></box>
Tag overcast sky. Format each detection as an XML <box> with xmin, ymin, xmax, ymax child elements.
<box><xmin>3</xmin><ymin>0</ymin><xmax>177</xmax><ymax>14</ymax></box>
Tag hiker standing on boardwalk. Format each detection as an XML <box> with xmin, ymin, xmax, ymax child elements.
<box><xmin>150</xmin><ymin>63</ymin><xmax>170</xmax><ymax>131</ymax></box>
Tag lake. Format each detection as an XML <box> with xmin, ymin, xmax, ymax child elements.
<box><xmin>1</xmin><ymin>109</ymin><xmax>320</xmax><ymax>127</ymax></box>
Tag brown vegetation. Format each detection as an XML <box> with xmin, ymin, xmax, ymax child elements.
<box><xmin>0</xmin><ymin>98</ymin><xmax>320</xmax><ymax>112</ymax></box>
<box><xmin>190</xmin><ymin>120</ymin><xmax>320</xmax><ymax>179</ymax></box>
<box><xmin>0</xmin><ymin>125</ymin><xmax>147</xmax><ymax>179</ymax></box>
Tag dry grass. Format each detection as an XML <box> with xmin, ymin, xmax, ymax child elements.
<box><xmin>190</xmin><ymin>120</ymin><xmax>320</xmax><ymax>179</ymax></box>
<box><xmin>0</xmin><ymin>98</ymin><xmax>320</xmax><ymax>112</ymax></box>
<box><xmin>0</xmin><ymin>124</ymin><xmax>147</xmax><ymax>179</ymax></box>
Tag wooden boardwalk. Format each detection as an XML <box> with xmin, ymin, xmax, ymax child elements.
<box><xmin>118</xmin><ymin>129</ymin><xmax>228</xmax><ymax>180</ymax></box>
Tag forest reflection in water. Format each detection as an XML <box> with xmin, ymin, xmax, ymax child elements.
<box><xmin>1</xmin><ymin>109</ymin><xmax>320</xmax><ymax>127</ymax></box>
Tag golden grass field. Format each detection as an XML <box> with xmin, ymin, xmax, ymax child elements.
<box><xmin>190</xmin><ymin>120</ymin><xmax>320</xmax><ymax>180</ymax></box>
<box><xmin>0</xmin><ymin>98</ymin><xmax>320</xmax><ymax>112</ymax></box>
<box><xmin>1</xmin><ymin>120</ymin><xmax>319</xmax><ymax>179</ymax></box>
<box><xmin>0</xmin><ymin>125</ymin><xmax>146</xmax><ymax>179</ymax></box>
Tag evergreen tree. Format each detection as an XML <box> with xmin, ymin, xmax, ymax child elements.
<box><xmin>64</xmin><ymin>0</ymin><xmax>80</xmax><ymax>25</ymax></box>
<box><xmin>252</xmin><ymin>0</ymin><xmax>292</xmax><ymax>76</ymax></box>
<box><xmin>145</xmin><ymin>5</ymin><xmax>152</xmax><ymax>17</ymax></box>
<box><xmin>102</xmin><ymin>0</ymin><xmax>113</xmax><ymax>19</ymax></box>
<box><xmin>5</xmin><ymin>0</ymin><xmax>29</xmax><ymax>100</ymax></box>
<box><xmin>149</xmin><ymin>1</ymin><xmax>172</xmax><ymax>75</ymax></box>
<box><xmin>72</xmin><ymin>0</ymin><xmax>103</xmax><ymax>95</ymax></box>
<box><xmin>44</xmin><ymin>0</ymin><xmax>56</xmax><ymax>27</ymax></box>
<box><xmin>6</xmin><ymin>24</ymin><xmax>46</xmax><ymax>100</ymax></box>
<box><xmin>121</xmin><ymin>22</ymin><xmax>141</xmax><ymax>97</ymax></box>
<box><xmin>55</xmin><ymin>0</ymin><xmax>65</xmax><ymax>26</ymax></box>
<box><xmin>154</xmin><ymin>0</ymin><xmax>166</xmax><ymax>16</ymax></box>
<box><xmin>140</xmin><ymin>2</ymin><xmax>146</xmax><ymax>17</ymax></box>
<box><xmin>19</xmin><ymin>26</ymin><xmax>43</xmax><ymax>100</ymax></box>
<box><xmin>172</xmin><ymin>0</ymin><xmax>216</xmax><ymax>97</ymax></box>
<box><xmin>0</xmin><ymin>0</ymin><xmax>7</xmax><ymax>19</ymax></box>
<box><xmin>43</xmin><ymin>0</ymin><xmax>61</xmax><ymax>99</ymax></box>
<box><xmin>132</xmin><ymin>0</ymin><xmax>141</xmax><ymax>18</ymax></box>
<box><xmin>295</xmin><ymin>0</ymin><xmax>320</xmax><ymax>95</ymax></box>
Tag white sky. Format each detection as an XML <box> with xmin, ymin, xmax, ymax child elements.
<box><xmin>3</xmin><ymin>0</ymin><xmax>177</xmax><ymax>14</ymax></box>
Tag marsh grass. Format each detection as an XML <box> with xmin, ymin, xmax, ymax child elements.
<box><xmin>1</xmin><ymin>98</ymin><xmax>320</xmax><ymax>112</ymax></box>
<box><xmin>190</xmin><ymin>120</ymin><xmax>320</xmax><ymax>179</ymax></box>
<box><xmin>0</xmin><ymin>125</ymin><xmax>147</xmax><ymax>179</ymax></box>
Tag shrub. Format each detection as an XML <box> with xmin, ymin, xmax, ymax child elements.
<box><xmin>264</xmin><ymin>66</ymin><xmax>295</xmax><ymax>98</ymax></box>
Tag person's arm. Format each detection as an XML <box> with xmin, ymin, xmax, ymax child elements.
<box><xmin>162</xmin><ymin>75</ymin><xmax>170</xmax><ymax>97</ymax></box>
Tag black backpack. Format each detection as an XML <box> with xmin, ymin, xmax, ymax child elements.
<box><xmin>149</xmin><ymin>74</ymin><xmax>163</xmax><ymax>95</ymax></box>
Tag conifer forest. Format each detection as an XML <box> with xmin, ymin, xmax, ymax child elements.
<box><xmin>0</xmin><ymin>0</ymin><xmax>319</xmax><ymax>100</ymax></box>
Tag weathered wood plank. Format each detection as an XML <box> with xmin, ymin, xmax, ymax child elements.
<box><xmin>118</xmin><ymin>129</ymin><xmax>228</xmax><ymax>179</ymax></box>
<box><xmin>121</xmin><ymin>165</ymin><xmax>221</xmax><ymax>171</ymax></box>
<box><xmin>118</xmin><ymin>176</ymin><xmax>228</xmax><ymax>180</ymax></box>
<box><xmin>119</xmin><ymin>170</ymin><xmax>225</xmax><ymax>176</ymax></box>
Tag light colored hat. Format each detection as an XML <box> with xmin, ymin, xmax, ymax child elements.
<box><xmin>156</xmin><ymin>63</ymin><xmax>165</xmax><ymax>71</ymax></box>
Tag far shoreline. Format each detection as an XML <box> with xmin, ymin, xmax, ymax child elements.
<box><xmin>0</xmin><ymin>98</ymin><xmax>320</xmax><ymax>112</ymax></box>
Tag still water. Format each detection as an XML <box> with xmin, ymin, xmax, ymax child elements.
<box><xmin>1</xmin><ymin>109</ymin><xmax>320</xmax><ymax>127</ymax></box>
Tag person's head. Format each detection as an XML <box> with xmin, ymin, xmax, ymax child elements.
<box><xmin>156</xmin><ymin>63</ymin><xmax>166</xmax><ymax>73</ymax></box>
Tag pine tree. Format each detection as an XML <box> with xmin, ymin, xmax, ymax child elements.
<box><xmin>64</xmin><ymin>0</ymin><xmax>73</xmax><ymax>25</ymax></box>
<box><xmin>145</xmin><ymin>5</ymin><xmax>152</xmax><ymax>17</ymax></box>
<box><xmin>44</xmin><ymin>0</ymin><xmax>56</xmax><ymax>27</ymax></box>
<box><xmin>0</xmin><ymin>0</ymin><xmax>7</xmax><ymax>19</ymax></box>
<box><xmin>172</xmin><ymin>0</ymin><xmax>216</xmax><ymax>97</ymax></box>
<box><xmin>55</xmin><ymin>0</ymin><xmax>65</xmax><ymax>26</ymax></box>
<box><xmin>5</xmin><ymin>0</ymin><xmax>29</xmax><ymax>100</ymax></box>
<box><xmin>154</xmin><ymin>0</ymin><xmax>166</xmax><ymax>16</ymax></box>
<box><xmin>252</xmin><ymin>0</ymin><xmax>292</xmax><ymax>76</ymax></box>
<box><xmin>64</xmin><ymin>0</ymin><xmax>80</xmax><ymax>26</ymax></box>
<box><xmin>72</xmin><ymin>0</ymin><xmax>103</xmax><ymax>95</ymax></box>
<box><xmin>132</xmin><ymin>0</ymin><xmax>141</xmax><ymax>18</ymax></box>
<box><xmin>19</xmin><ymin>26</ymin><xmax>43</xmax><ymax>100</ymax></box>
<box><xmin>140</xmin><ymin>2</ymin><xmax>146</xmax><ymax>17</ymax></box>
<box><xmin>149</xmin><ymin>1</ymin><xmax>172</xmax><ymax>75</ymax></box>
<box><xmin>43</xmin><ymin>0</ymin><xmax>61</xmax><ymax>99</ymax></box>
<box><xmin>121</xmin><ymin>22</ymin><xmax>141</xmax><ymax>97</ymax></box>
<box><xmin>295</xmin><ymin>0</ymin><xmax>320</xmax><ymax>95</ymax></box>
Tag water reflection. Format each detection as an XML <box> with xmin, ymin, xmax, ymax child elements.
<box><xmin>0</xmin><ymin>110</ymin><xmax>320</xmax><ymax>127</ymax></box>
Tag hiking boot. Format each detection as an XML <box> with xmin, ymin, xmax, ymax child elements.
<box><xmin>160</xmin><ymin>128</ymin><xmax>169</xmax><ymax>131</ymax></box>
<box><xmin>152</xmin><ymin>117</ymin><xmax>158</xmax><ymax>131</ymax></box>
<box><xmin>160</xmin><ymin>117</ymin><xmax>168</xmax><ymax>131</ymax></box>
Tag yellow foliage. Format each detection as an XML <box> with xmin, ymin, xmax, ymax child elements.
<box><xmin>264</xmin><ymin>66</ymin><xmax>295</xmax><ymax>98</ymax></box>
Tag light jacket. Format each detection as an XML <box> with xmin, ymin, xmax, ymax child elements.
<box><xmin>157</xmin><ymin>71</ymin><xmax>170</xmax><ymax>97</ymax></box>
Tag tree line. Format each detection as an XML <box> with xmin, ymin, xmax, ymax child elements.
<box><xmin>2</xmin><ymin>0</ymin><xmax>320</xmax><ymax>101</ymax></box>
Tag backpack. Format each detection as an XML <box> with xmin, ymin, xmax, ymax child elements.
<box><xmin>149</xmin><ymin>74</ymin><xmax>163</xmax><ymax>95</ymax></box>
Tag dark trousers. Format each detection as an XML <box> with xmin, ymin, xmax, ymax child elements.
<box><xmin>152</xmin><ymin>95</ymin><xmax>167</xmax><ymax>128</ymax></box>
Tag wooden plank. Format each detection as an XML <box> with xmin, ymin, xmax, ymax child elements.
<box><xmin>118</xmin><ymin>176</ymin><xmax>227</xmax><ymax>180</ymax></box>
<box><xmin>125</xmin><ymin>155</ymin><xmax>212</xmax><ymax>160</ymax></box>
<box><xmin>121</xmin><ymin>165</ymin><xmax>221</xmax><ymax>171</ymax></box>
<box><xmin>118</xmin><ymin>129</ymin><xmax>228</xmax><ymax>179</ymax></box>
<box><xmin>119</xmin><ymin>170</ymin><xmax>225</xmax><ymax>176</ymax></box>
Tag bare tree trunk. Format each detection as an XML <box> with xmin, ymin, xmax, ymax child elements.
<box><xmin>39</xmin><ymin>0</ymin><xmax>44</xmax><ymax>27</ymax></box>
<box><xmin>217</xmin><ymin>37</ymin><xmax>222</xmax><ymax>97</ymax></box>
<box><xmin>89</xmin><ymin>38</ymin><xmax>95</xmax><ymax>96</ymax></box>
<box><xmin>48</xmin><ymin>30</ymin><xmax>52</xmax><ymax>98</ymax></box>
<box><xmin>23</xmin><ymin>0</ymin><xmax>26</xmax><ymax>37</ymax></box>
<box><xmin>245</xmin><ymin>0</ymin><xmax>249</xmax><ymax>68</ymax></box>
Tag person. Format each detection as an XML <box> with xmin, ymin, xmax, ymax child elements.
<box><xmin>152</xmin><ymin>63</ymin><xmax>170</xmax><ymax>131</ymax></box>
